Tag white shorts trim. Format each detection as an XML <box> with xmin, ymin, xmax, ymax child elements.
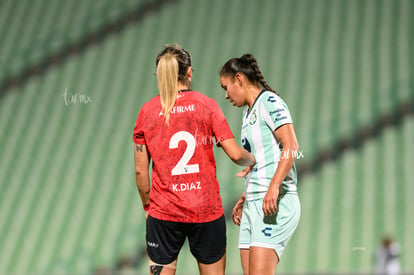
<box><xmin>239</xmin><ymin>243</ymin><xmax>250</xmax><ymax>249</ymax></box>
<box><xmin>250</xmin><ymin>242</ymin><xmax>277</xmax><ymax>249</ymax></box>
<box><xmin>238</xmin><ymin>242</ymin><xmax>276</xmax><ymax>250</ymax></box>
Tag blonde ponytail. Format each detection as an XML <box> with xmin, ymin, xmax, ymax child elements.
<box><xmin>157</xmin><ymin>53</ymin><xmax>179</xmax><ymax>124</ymax></box>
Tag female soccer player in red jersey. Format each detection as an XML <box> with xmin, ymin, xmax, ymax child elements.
<box><xmin>133</xmin><ymin>44</ymin><xmax>255</xmax><ymax>275</ymax></box>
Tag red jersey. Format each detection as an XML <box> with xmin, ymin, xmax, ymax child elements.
<box><xmin>133</xmin><ymin>91</ymin><xmax>234</xmax><ymax>223</ymax></box>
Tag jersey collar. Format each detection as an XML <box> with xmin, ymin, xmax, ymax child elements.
<box><xmin>246</xmin><ymin>89</ymin><xmax>266</xmax><ymax>116</ymax></box>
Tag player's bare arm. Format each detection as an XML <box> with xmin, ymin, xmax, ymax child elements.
<box><xmin>263</xmin><ymin>123</ymin><xmax>299</xmax><ymax>216</ymax></box>
<box><xmin>220</xmin><ymin>138</ymin><xmax>255</xmax><ymax>166</ymax></box>
<box><xmin>134</xmin><ymin>143</ymin><xmax>151</xmax><ymax>209</ymax></box>
<box><xmin>232</xmin><ymin>192</ymin><xmax>246</xmax><ymax>226</ymax></box>
<box><xmin>135</xmin><ymin>144</ymin><xmax>143</xmax><ymax>152</ymax></box>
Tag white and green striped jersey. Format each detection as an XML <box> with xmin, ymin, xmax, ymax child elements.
<box><xmin>241</xmin><ymin>90</ymin><xmax>297</xmax><ymax>201</ymax></box>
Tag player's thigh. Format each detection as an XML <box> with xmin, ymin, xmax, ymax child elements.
<box><xmin>188</xmin><ymin>215</ymin><xmax>226</xmax><ymax>265</ymax></box>
<box><xmin>250</xmin><ymin>194</ymin><xmax>300</xmax><ymax>260</ymax></box>
<box><xmin>197</xmin><ymin>254</ymin><xmax>226</xmax><ymax>275</ymax></box>
<box><xmin>146</xmin><ymin>216</ymin><xmax>186</xmax><ymax>265</ymax></box>
<box><xmin>240</xmin><ymin>249</ymin><xmax>249</xmax><ymax>275</ymax></box>
<box><xmin>249</xmin><ymin>246</ymin><xmax>278</xmax><ymax>275</ymax></box>
<box><xmin>238</xmin><ymin>202</ymin><xmax>252</xmax><ymax>250</ymax></box>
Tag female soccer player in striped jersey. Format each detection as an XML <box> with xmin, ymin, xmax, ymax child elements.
<box><xmin>133</xmin><ymin>45</ymin><xmax>255</xmax><ymax>275</ymax></box>
<box><xmin>219</xmin><ymin>54</ymin><xmax>301</xmax><ymax>275</ymax></box>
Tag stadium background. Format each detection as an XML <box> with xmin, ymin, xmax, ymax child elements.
<box><xmin>0</xmin><ymin>0</ymin><xmax>413</xmax><ymax>274</ymax></box>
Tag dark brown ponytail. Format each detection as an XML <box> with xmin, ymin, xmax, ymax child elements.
<box><xmin>220</xmin><ymin>53</ymin><xmax>279</xmax><ymax>96</ymax></box>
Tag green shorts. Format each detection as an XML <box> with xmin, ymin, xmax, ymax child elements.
<box><xmin>238</xmin><ymin>192</ymin><xmax>300</xmax><ymax>260</ymax></box>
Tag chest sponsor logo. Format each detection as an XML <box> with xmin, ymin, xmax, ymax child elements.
<box><xmin>159</xmin><ymin>104</ymin><xmax>196</xmax><ymax>116</ymax></box>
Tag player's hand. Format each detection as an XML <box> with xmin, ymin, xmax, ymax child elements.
<box><xmin>263</xmin><ymin>184</ymin><xmax>279</xmax><ymax>216</ymax></box>
<box><xmin>145</xmin><ymin>211</ymin><xmax>149</xmax><ymax>220</ymax></box>
<box><xmin>232</xmin><ymin>197</ymin><xmax>245</xmax><ymax>226</ymax></box>
<box><xmin>236</xmin><ymin>164</ymin><xmax>253</xmax><ymax>177</ymax></box>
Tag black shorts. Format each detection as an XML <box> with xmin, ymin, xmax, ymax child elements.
<box><xmin>146</xmin><ymin>215</ymin><xmax>226</xmax><ymax>265</ymax></box>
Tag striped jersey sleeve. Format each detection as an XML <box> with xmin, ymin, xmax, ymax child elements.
<box><xmin>260</xmin><ymin>92</ymin><xmax>293</xmax><ymax>131</ymax></box>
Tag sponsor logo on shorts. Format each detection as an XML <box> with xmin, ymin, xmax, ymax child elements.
<box><xmin>261</xmin><ymin>227</ymin><xmax>272</xmax><ymax>237</ymax></box>
<box><xmin>147</xmin><ymin>241</ymin><xmax>159</xmax><ymax>248</ymax></box>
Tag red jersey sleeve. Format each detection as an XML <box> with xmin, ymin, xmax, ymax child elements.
<box><xmin>133</xmin><ymin>108</ymin><xmax>146</xmax><ymax>145</ymax></box>
<box><xmin>209</xmin><ymin>100</ymin><xmax>234</xmax><ymax>145</ymax></box>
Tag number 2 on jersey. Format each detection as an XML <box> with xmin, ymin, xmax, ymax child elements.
<box><xmin>169</xmin><ymin>131</ymin><xmax>200</xmax><ymax>176</ymax></box>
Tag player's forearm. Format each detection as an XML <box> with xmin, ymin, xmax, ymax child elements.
<box><xmin>135</xmin><ymin>170</ymin><xmax>150</xmax><ymax>208</ymax></box>
<box><xmin>269</xmin><ymin>147</ymin><xmax>297</xmax><ymax>189</ymax></box>
<box><xmin>220</xmin><ymin>138</ymin><xmax>256</xmax><ymax>166</ymax></box>
<box><xmin>270</xmin><ymin>124</ymin><xmax>299</xmax><ymax>189</ymax></box>
<box><xmin>240</xmin><ymin>191</ymin><xmax>246</xmax><ymax>200</ymax></box>
<box><xmin>134</xmin><ymin>143</ymin><xmax>151</xmax><ymax>209</ymax></box>
<box><xmin>236</xmin><ymin>192</ymin><xmax>246</xmax><ymax>205</ymax></box>
<box><xmin>234</xmin><ymin>151</ymin><xmax>256</xmax><ymax>166</ymax></box>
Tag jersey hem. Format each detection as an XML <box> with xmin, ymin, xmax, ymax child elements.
<box><xmin>148</xmin><ymin>210</ymin><xmax>224</xmax><ymax>224</ymax></box>
<box><xmin>245</xmin><ymin>191</ymin><xmax>298</xmax><ymax>202</ymax></box>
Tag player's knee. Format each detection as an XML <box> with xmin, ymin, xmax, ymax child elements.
<box><xmin>149</xmin><ymin>259</ymin><xmax>177</xmax><ymax>275</ymax></box>
<box><xmin>150</xmin><ymin>265</ymin><xmax>164</xmax><ymax>275</ymax></box>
